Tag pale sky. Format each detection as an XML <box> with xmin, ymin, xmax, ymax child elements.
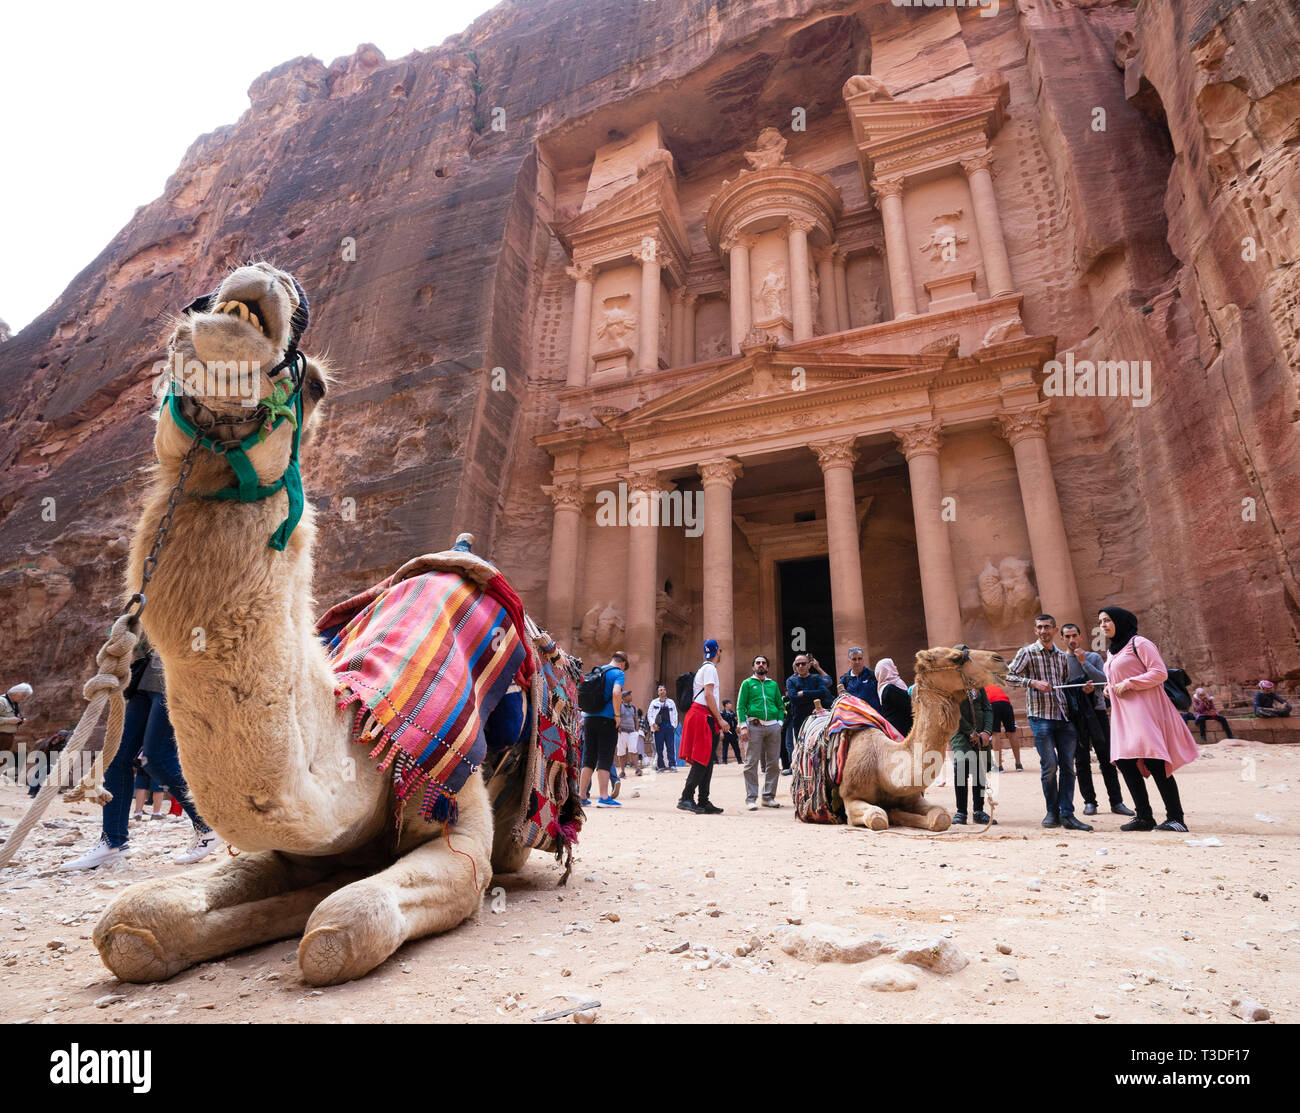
<box><xmin>0</xmin><ymin>0</ymin><xmax>498</xmax><ymax>335</ymax></box>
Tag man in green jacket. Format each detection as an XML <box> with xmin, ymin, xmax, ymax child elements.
<box><xmin>951</xmin><ymin>684</ymin><xmax>996</xmax><ymax>826</ymax></box>
<box><xmin>736</xmin><ymin>654</ymin><xmax>785</xmax><ymax>811</ymax></box>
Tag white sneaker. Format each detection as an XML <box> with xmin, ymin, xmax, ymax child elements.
<box><xmin>746</xmin><ymin>801</ymin><xmax>758</xmax><ymax>811</ymax></box>
<box><xmin>61</xmin><ymin>837</ymin><xmax>131</xmax><ymax>871</ymax></box>
<box><xmin>174</xmin><ymin>830</ymin><xmax>223</xmax><ymax>864</ymax></box>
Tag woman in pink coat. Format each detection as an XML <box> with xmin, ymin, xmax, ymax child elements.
<box><xmin>1099</xmin><ymin>606</ymin><xmax>1199</xmax><ymax>832</ymax></box>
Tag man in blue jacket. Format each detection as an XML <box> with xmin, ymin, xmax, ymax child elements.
<box><xmin>783</xmin><ymin>655</ymin><xmax>834</xmax><ymax>773</ymax></box>
<box><xmin>838</xmin><ymin>647</ymin><xmax>883</xmax><ymax>712</ymax></box>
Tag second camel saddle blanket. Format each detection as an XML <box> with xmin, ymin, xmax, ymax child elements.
<box><xmin>792</xmin><ymin>694</ymin><xmax>907</xmax><ymax>824</ymax></box>
<box><xmin>317</xmin><ymin>553</ymin><xmax>534</xmax><ymax>825</ymax></box>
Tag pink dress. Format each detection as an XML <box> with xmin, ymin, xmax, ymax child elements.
<box><xmin>1104</xmin><ymin>635</ymin><xmax>1199</xmax><ymax>775</ymax></box>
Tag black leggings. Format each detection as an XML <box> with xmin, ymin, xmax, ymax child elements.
<box><xmin>1115</xmin><ymin>757</ymin><xmax>1184</xmax><ymax>824</ymax></box>
<box><xmin>681</xmin><ymin>751</ymin><xmax>716</xmax><ymax>805</ymax></box>
<box><xmin>953</xmin><ymin>748</ymin><xmax>989</xmax><ymax>814</ymax></box>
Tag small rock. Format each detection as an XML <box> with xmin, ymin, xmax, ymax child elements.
<box><xmin>1001</xmin><ymin>968</ymin><xmax>1019</xmax><ymax>982</ymax></box>
<box><xmin>779</xmin><ymin>923</ymin><xmax>894</xmax><ymax>965</ymax></box>
<box><xmin>573</xmin><ymin>1007</ymin><xmax>598</xmax><ymax>1024</ymax></box>
<box><xmin>667</xmin><ymin>941</ymin><xmax>689</xmax><ymax>955</ymax></box>
<box><xmin>1093</xmin><ymin>1008</ymin><xmax>1110</xmax><ymax>1019</ymax></box>
<box><xmin>859</xmin><ymin>963</ymin><xmax>918</xmax><ymax>992</ymax></box>
<box><xmin>1026</xmin><ymin>879</ymin><xmax>1043</xmax><ymax>892</ymax></box>
<box><xmin>45</xmin><ymin>940</ymin><xmax>64</xmax><ymax>950</ymax></box>
<box><xmin>996</xmin><ymin>942</ymin><xmax>1012</xmax><ymax>955</ymax></box>
<box><xmin>599</xmin><ymin>911</ymin><xmax>620</xmax><ymax>923</ymax></box>
<box><xmin>1185</xmin><ymin>837</ymin><xmax>1223</xmax><ymax>847</ymax></box>
<box><xmin>705</xmin><ymin>870</ymin><xmax>715</xmax><ymax>878</ymax></box>
<box><xmin>896</xmin><ymin>938</ymin><xmax>969</xmax><ymax>976</ymax></box>
<box><xmin>94</xmin><ymin>994</ymin><xmax>126</xmax><ymax>1008</ymax></box>
<box><xmin>1229</xmin><ymin>997</ymin><xmax>1270</xmax><ymax>1022</ymax></box>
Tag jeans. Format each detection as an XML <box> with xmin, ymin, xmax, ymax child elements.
<box><xmin>103</xmin><ymin>690</ymin><xmax>209</xmax><ymax>848</ymax></box>
<box><xmin>653</xmin><ymin>726</ymin><xmax>675</xmax><ymax>769</ymax></box>
<box><xmin>1028</xmin><ymin>715</ymin><xmax>1078</xmax><ymax>819</ymax></box>
<box><xmin>1191</xmin><ymin>713</ymin><xmax>1231</xmax><ymax>740</ymax></box>
<box><xmin>742</xmin><ymin>721</ymin><xmax>783</xmax><ymax>803</ymax></box>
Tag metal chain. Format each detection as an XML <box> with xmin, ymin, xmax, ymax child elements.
<box><xmin>122</xmin><ymin>430</ymin><xmax>205</xmax><ymax>623</ymax></box>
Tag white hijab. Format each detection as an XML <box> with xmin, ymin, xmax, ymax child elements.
<box><xmin>875</xmin><ymin>658</ymin><xmax>908</xmax><ymax>692</ymax></box>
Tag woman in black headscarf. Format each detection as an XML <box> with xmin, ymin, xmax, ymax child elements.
<box><xmin>1099</xmin><ymin>606</ymin><xmax>1199</xmax><ymax>832</ymax></box>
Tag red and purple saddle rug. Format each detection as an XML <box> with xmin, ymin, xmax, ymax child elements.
<box><xmin>317</xmin><ymin>565</ymin><xmax>531</xmax><ymax>824</ymax></box>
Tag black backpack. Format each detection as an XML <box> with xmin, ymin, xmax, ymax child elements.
<box><xmin>578</xmin><ymin>665</ymin><xmax>611</xmax><ymax>715</ymax></box>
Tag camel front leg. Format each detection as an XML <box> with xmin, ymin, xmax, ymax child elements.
<box><xmin>297</xmin><ymin>807</ymin><xmax>492</xmax><ymax>986</ymax></box>
<box><xmin>94</xmin><ymin>851</ymin><xmax>351</xmax><ymax>983</ymax></box>
<box><xmin>843</xmin><ymin>796</ymin><xmax>889</xmax><ymax>830</ymax></box>
<box><xmin>887</xmin><ymin>797</ymin><xmax>952</xmax><ymax>831</ymax></box>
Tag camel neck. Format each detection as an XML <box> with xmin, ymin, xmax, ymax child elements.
<box><xmin>908</xmin><ymin>684</ymin><xmax>959</xmax><ymax>755</ymax></box>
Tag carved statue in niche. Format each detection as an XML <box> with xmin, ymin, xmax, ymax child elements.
<box><xmin>808</xmin><ymin>262</ymin><xmax>820</xmax><ymax>326</ymax></box>
<box><xmin>744</xmin><ymin>127</ymin><xmax>788</xmax><ymax>171</ymax></box>
<box><xmin>579</xmin><ymin>602</ymin><xmax>627</xmax><ymax>658</ymax></box>
<box><xmin>918</xmin><ymin>210</ymin><xmax>970</xmax><ymax>269</ymax></box>
<box><xmin>977</xmin><ymin>557</ymin><xmax>1040</xmax><ymax>633</ymax></box>
<box><xmin>756</xmin><ymin>266</ymin><xmax>788</xmax><ymax>320</ymax></box>
<box><xmin>842</xmin><ymin>74</ymin><xmax>893</xmax><ymax>101</ymax></box>
<box><xmin>595</xmin><ymin>295</ymin><xmax>637</xmax><ymax>350</ymax></box>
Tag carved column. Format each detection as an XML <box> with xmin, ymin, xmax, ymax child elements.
<box><xmin>637</xmin><ymin>239</ymin><xmax>663</xmax><ymax>374</ymax></box>
<box><xmin>872</xmin><ymin>176</ymin><xmax>918</xmax><ymax>319</ymax></box>
<box><xmin>896</xmin><ymin>422</ymin><xmax>963</xmax><ymax>646</ymax></box>
<box><xmin>565</xmin><ymin>263</ymin><xmax>594</xmax><ymax>389</ymax></box>
<box><xmin>683</xmin><ymin>292</ymin><xmax>698</xmax><ymax>365</ymax></box>
<box><xmin>995</xmin><ymin>403</ymin><xmax>1084</xmax><ymax>626</ymax></box>
<box><xmin>811</xmin><ymin>438</ymin><xmax>869</xmax><ymax>670</ymax></box>
<box><xmin>670</xmin><ymin>288</ymin><xmax>688</xmax><ymax>368</ymax></box>
<box><xmin>832</xmin><ymin>245</ymin><xmax>851</xmax><ymax>329</ymax></box>
<box><xmin>624</xmin><ymin>471</ymin><xmax>661</xmax><ymax>703</ymax></box>
<box><xmin>724</xmin><ymin>231</ymin><xmax>754</xmax><ymax>353</ymax></box>
<box><xmin>542</xmin><ymin>481</ymin><xmax>584</xmax><ymax>642</ymax></box>
<box><xmin>961</xmin><ymin>150</ymin><xmax>1015</xmax><ymax>297</ymax></box>
<box><xmin>699</xmin><ymin>458</ymin><xmax>743</xmax><ymax>701</ymax></box>
<box><xmin>814</xmin><ymin>247</ymin><xmax>838</xmax><ymax>333</ymax></box>
<box><xmin>787</xmin><ymin>216</ymin><xmax>815</xmax><ymax>343</ymax></box>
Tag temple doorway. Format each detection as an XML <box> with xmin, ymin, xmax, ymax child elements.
<box><xmin>776</xmin><ymin>556</ymin><xmax>836</xmax><ymax>683</ymax></box>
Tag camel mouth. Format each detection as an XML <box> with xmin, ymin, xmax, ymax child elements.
<box><xmin>209</xmin><ymin>298</ymin><xmax>271</xmax><ymax>340</ymax></box>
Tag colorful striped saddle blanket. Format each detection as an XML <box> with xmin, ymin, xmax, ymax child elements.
<box><xmin>792</xmin><ymin>695</ymin><xmax>906</xmax><ymax>824</ymax></box>
<box><xmin>317</xmin><ymin>555</ymin><xmax>533</xmax><ymax>825</ymax></box>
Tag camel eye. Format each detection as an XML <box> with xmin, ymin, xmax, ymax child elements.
<box><xmin>306</xmin><ymin>374</ymin><xmax>326</xmax><ymax>400</ymax></box>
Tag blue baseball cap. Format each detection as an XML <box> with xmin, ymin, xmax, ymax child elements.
<box><xmin>703</xmin><ymin>638</ymin><xmax>720</xmax><ymax>660</ymax></box>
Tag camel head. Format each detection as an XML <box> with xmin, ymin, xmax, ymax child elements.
<box><xmin>156</xmin><ymin>262</ymin><xmax>329</xmax><ymax>475</ymax></box>
<box><xmin>913</xmin><ymin>645</ymin><xmax>1007</xmax><ymax>697</ymax></box>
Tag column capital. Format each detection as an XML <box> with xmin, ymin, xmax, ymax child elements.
<box><xmin>812</xmin><ymin>244</ymin><xmax>836</xmax><ymax>264</ymax></box>
<box><xmin>995</xmin><ymin>401</ymin><xmax>1052</xmax><ymax>446</ymax></box>
<box><xmin>788</xmin><ymin>214</ymin><xmax>817</xmax><ymax>235</ymax></box>
<box><xmin>894</xmin><ymin>421</ymin><xmax>944</xmax><ymax>460</ymax></box>
<box><xmin>959</xmin><ymin>149</ymin><xmax>995</xmax><ymax>176</ymax></box>
<box><xmin>542</xmin><ymin>481</ymin><xmax>584</xmax><ymax>512</ymax></box>
<box><xmin>698</xmin><ymin>458</ymin><xmax>744</xmax><ymax>488</ymax></box>
<box><xmin>810</xmin><ymin>437</ymin><xmax>859</xmax><ymax>472</ymax></box>
<box><xmin>871</xmin><ymin>176</ymin><xmax>906</xmax><ymax>201</ymax></box>
<box><xmin>721</xmin><ymin>229</ymin><xmax>757</xmax><ymax>253</ymax></box>
<box><xmin>565</xmin><ymin>261</ymin><xmax>594</xmax><ymax>283</ymax></box>
<box><xmin>620</xmin><ymin>470</ymin><xmax>661</xmax><ymax>496</ymax></box>
<box><xmin>830</xmin><ymin>243</ymin><xmax>848</xmax><ymax>267</ymax></box>
<box><xmin>636</xmin><ymin>236</ymin><xmax>660</xmax><ymax>265</ymax></box>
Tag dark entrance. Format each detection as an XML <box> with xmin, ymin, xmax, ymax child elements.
<box><xmin>776</xmin><ymin>556</ymin><xmax>837</xmax><ymax>684</ymax></box>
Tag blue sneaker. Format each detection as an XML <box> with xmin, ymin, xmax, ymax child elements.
<box><xmin>579</xmin><ymin>797</ymin><xmax>591</xmax><ymax>807</ymax></box>
<box><xmin>596</xmin><ymin>796</ymin><xmax>621</xmax><ymax>808</ymax></box>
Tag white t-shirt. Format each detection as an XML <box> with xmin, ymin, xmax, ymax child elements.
<box><xmin>693</xmin><ymin>662</ymin><xmax>719</xmax><ymax>706</ymax></box>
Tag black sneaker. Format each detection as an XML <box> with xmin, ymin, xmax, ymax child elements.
<box><xmin>951</xmin><ymin>811</ymin><xmax>968</xmax><ymax>825</ymax></box>
<box><xmin>1155</xmin><ymin>819</ymin><xmax>1189</xmax><ymax>832</ymax></box>
<box><xmin>1041</xmin><ymin>813</ymin><xmax>1061</xmax><ymax>828</ymax></box>
<box><xmin>1121</xmin><ymin>816</ymin><xmax>1156</xmax><ymax>831</ymax></box>
<box><xmin>973</xmin><ymin>811</ymin><xmax>997</xmax><ymax>825</ymax></box>
<box><xmin>1061</xmin><ymin>815</ymin><xmax>1093</xmax><ymax>832</ymax></box>
<box><xmin>1110</xmin><ymin>802</ymin><xmax>1136</xmax><ymax>816</ymax></box>
<box><xmin>698</xmin><ymin>802</ymin><xmax>724</xmax><ymax>815</ymax></box>
<box><xmin>676</xmin><ymin>799</ymin><xmax>702</xmax><ymax>814</ymax></box>
<box><xmin>1083</xmin><ymin>802</ymin><xmax>1097</xmax><ymax>815</ymax></box>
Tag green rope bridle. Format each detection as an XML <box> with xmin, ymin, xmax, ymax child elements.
<box><xmin>161</xmin><ymin>352</ymin><xmax>306</xmax><ymax>552</ymax></box>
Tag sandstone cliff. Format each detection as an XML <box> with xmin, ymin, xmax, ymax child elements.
<box><xmin>0</xmin><ymin>0</ymin><xmax>1296</xmax><ymax>740</ymax></box>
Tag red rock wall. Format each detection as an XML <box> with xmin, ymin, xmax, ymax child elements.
<box><xmin>1</xmin><ymin>0</ymin><xmax>1296</xmax><ymax>740</ymax></box>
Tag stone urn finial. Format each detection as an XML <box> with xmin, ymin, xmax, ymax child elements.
<box><xmin>744</xmin><ymin>127</ymin><xmax>788</xmax><ymax>171</ymax></box>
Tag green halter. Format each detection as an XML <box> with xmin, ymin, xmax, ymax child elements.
<box><xmin>162</xmin><ymin>369</ymin><xmax>305</xmax><ymax>552</ymax></box>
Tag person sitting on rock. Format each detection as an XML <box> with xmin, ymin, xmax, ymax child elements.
<box><xmin>1254</xmin><ymin>680</ymin><xmax>1291</xmax><ymax>719</ymax></box>
<box><xmin>1189</xmin><ymin>688</ymin><xmax>1232</xmax><ymax>741</ymax></box>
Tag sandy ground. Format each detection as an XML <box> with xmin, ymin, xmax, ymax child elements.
<box><xmin>1</xmin><ymin>736</ymin><xmax>1296</xmax><ymax>1025</ymax></box>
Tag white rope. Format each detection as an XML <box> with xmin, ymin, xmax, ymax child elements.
<box><xmin>0</xmin><ymin>616</ymin><xmax>138</xmax><ymax>869</ymax></box>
